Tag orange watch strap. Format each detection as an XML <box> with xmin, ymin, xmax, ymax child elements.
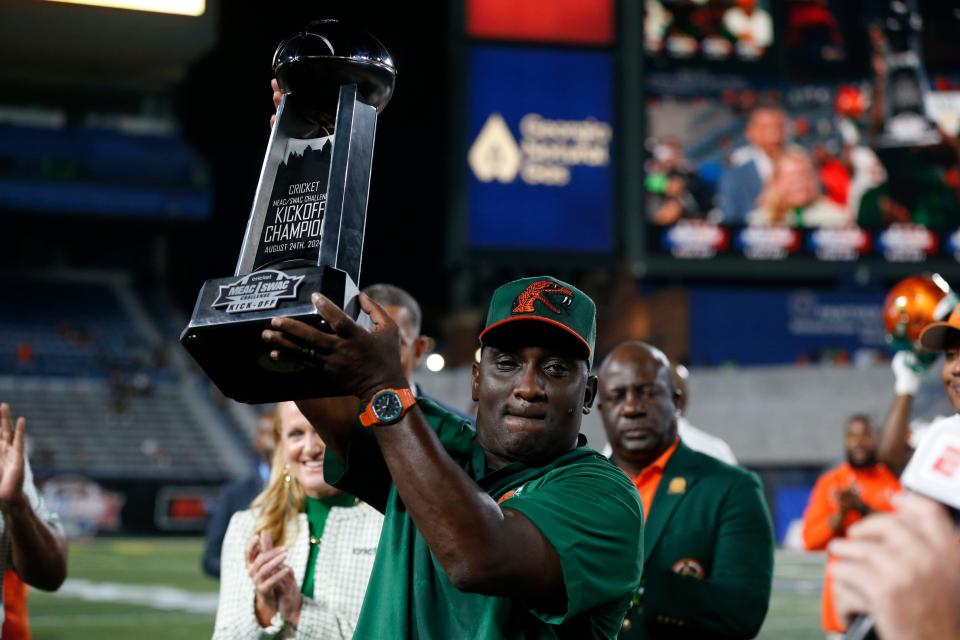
<box><xmin>359</xmin><ymin>387</ymin><xmax>417</xmax><ymax>427</ymax></box>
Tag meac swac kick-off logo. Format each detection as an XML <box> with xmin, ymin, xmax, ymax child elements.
<box><xmin>213</xmin><ymin>269</ymin><xmax>304</xmax><ymax>314</ymax></box>
<box><xmin>512</xmin><ymin>280</ymin><xmax>574</xmax><ymax>315</ymax></box>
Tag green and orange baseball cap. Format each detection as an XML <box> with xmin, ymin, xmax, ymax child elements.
<box><xmin>479</xmin><ymin>276</ymin><xmax>596</xmax><ymax>366</ymax></box>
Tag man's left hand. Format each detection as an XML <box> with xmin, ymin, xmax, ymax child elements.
<box><xmin>0</xmin><ymin>404</ymin><xmax>26</xmax><ymax>514</ymax></box>
<box><xmin>262</xmin><ymin>293</ymin><xmax>408</xmax><ymax>404</ymax></box>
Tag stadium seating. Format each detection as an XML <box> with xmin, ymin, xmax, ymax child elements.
<box><xmin>0</xmin><ymin>277</ymin><xmax>173</xmax><ymax>380</ymax></box>
<box><xmin>0</xmin><ymin>376</ymin><xmax>235</xmax><ymax>479</ymax></box>
<box><xmin>0</xmin><ymin>274</ymin><xmax>250</xmax><ymax>483</ymax></box>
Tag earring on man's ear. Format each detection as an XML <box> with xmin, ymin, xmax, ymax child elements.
<box><xmin>283</xmin><ymin>465</ymin><xmax>291</xmax><ymax>485</ymax></box>
<box><xmin>582</xmin><ymin>406</ymin><xmax>591</xmax><ymax>415</ymax></box>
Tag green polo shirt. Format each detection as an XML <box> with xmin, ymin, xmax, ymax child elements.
<box><xmin>324</xmin><ymin>398</ymin><xmax>643</xmax><ymax>639</ymax></box>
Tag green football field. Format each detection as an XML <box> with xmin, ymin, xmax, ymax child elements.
<box><xmin>28</xmin><ymin>539</ymin><xmax>826</xmax><ymax>639</ymax></box>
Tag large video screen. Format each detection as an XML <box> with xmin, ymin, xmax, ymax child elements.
<box><xmin>645</xmin><ymin>0</ymin><xmax>960</xmax><ymax>264</ymax></box>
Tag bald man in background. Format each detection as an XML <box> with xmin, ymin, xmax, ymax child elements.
<box><xmin>602</xmin><ymin>364</ymin><xmax>737</xmax><ymax>465</ymax></box>
<box><xmin>362</xmin><ymin>283</ymin><xmax>472</xmax><ymax>421</ymax></box>
<box><xmin>597</xmin><ymin>342</ymin><xmax>772</xmax><ymax>638</ymax></box>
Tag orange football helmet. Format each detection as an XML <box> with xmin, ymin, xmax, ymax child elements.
<box><xmin>883</xmin><ymin>274</ymin><xmax>957</xmax><ymax>347</ymax></box>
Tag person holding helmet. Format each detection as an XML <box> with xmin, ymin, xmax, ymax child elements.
<box><xmin>826</xmin><ymin>310</ymin><xmax>960</xmax><ymax>640</ymax></box>
<box><xmin>910</xmin><ymin>301</ymin><xmax>960</xmax><ymax>426</ymax></box>
<box><xmin>877</xmin><ymin>273</ymin><xmax>958</xmax><ymax>475</ymax></box>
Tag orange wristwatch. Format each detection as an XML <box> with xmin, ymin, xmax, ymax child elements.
<box><xmin>359</xmin><ymin>388</ymin><xmax>417</xmax><ymax>427</ymax></box>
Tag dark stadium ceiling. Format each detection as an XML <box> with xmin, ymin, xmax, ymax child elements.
<box><xmin>0</xmin><ymin>0</ymin><xmax>218</xmax><ymax>93</ymax></box>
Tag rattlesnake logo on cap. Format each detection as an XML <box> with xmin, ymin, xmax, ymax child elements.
<box><xmin>512</xmin><ymin>280</ymin><xmax>574</xmax><ymax>315</ymax></box>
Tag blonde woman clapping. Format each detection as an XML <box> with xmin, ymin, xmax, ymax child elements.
<box><xmin>213</xmin><ymin>401</ymin><xmax>382</xmax><ymax>639</ymax></box>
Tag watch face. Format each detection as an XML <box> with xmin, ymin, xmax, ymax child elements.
<box><xmin>372</xmin><ymin>390</ymin><xmax>403</xmax><ymax>423</ymax></box>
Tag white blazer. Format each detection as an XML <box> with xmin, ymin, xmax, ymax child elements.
<box><xmin>212</xmin><ymin>502</ymin><xmax>383</xmax><ymax>639</ymax></box>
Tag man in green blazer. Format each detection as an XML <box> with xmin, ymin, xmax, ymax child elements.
<box><xmin>597</xmin><ymin>341</ymin><xmax>774</xmax><ymax>639</ymax></box>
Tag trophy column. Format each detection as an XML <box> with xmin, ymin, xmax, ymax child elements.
<box><xmin>180</xmin><ymin>20</ymin><xmax>395</xmax><ymax>404</ymax></box>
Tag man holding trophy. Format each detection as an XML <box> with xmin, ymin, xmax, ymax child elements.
<box><xmin>185</xmin><ymin>20</ymin><xmax>644</xmax><ymax>639</ymax></box>
<box><xmin>263</xmin><ymin>278</ymin><xmax>643</xmax><ymax>638</ymax></box>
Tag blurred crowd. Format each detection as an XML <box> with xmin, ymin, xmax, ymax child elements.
<box><xmin>645</xmin><ymin>0</ymin><xmax>774</xmax><ymax>61</ymax></box>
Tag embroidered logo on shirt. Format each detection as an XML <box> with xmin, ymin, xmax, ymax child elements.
<box><xmin>352</xmin><ymin>547</ymin><xmax>378</xmax><ymax>555</ymax></box>
<box><xmin>497</xmin><ymin>484</ymin><xmax>526</xmax><ymax>505</ymax></box>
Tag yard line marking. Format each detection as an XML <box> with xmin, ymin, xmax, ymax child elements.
<box><xmin>31</xmin><ymin>612</ymin><xmax>211</xmax><ymax>627</ymax></box>
<box><xmin>44</xmin><ymin>579</ymin><xmax>218</xmax><ymax>613</ymax></box>
<box><xmin>773</xmin><ymin>578</ymin><xmax>822</xmax><ymax>592</ymax></box>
